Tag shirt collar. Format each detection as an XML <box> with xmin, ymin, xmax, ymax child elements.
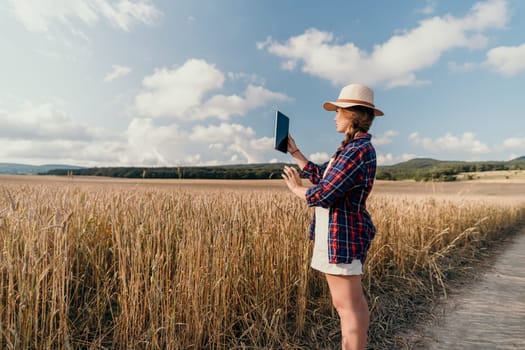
<box><xmin>335</xmin><ymin>133</ymin><xmax>371</xmax><ymax>154</ymax></box>
<box><xmin>355</xmin><ymin>133</ymin><xmax>371</xmax><ymax>141</ymax></box>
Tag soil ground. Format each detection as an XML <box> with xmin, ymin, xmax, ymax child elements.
<box><xmin>405</xmin><ymin>226</ymin><xmax>525</xmax><ymax>349</ymax></box>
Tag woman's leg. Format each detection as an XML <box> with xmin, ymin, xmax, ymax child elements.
<box><xmin>325</xmin><ymin>273</ymin><xmax>369</xmax><ymax>350</ymax></box>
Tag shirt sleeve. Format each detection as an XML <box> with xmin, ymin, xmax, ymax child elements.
<box><xmin>300</xmin><ymin>161</ymin><xmax>329</xmax><ymax>185</ymax></box>
<box><xmin>305</xmin><ymin>146</ymin><xmax>364</xmax><ymax>208</ymax></box>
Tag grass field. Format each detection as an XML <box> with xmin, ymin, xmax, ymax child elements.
<box><xmin>1</xmin><ymin>175</ymin><xmax>524</xmax><ymax>349</ymax></box>
<box><xmin>457</xmin><ymin>169</ymin><xmax>525</xmax><ymax>182</ymax></box>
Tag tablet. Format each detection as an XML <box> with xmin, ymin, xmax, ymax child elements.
<box><xmin>274</xmin><ymin>110</ymin><xmax>289</xmax><ymax>153</ymax></box>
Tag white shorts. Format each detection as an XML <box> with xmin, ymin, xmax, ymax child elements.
<box><xmin>310</xmin><ymin>207</ymin><xmax>363</xmax><ymax>276</ymax></box>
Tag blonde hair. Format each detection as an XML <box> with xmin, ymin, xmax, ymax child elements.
<box><xmin>340</xmin><ymin>106</ymin><xmax>375</xmax><ymax>148</ymax></box>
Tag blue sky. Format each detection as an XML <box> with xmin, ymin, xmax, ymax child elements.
<box><xmin>1</xmin><ymin>0</ymin><xmax>525</xmax><ymax>167</ymax></box>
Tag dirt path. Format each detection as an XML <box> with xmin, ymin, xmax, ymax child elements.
<box><xmin>415</xmin><ymin>227</ymin><xmax>525</xmax><ymax>349</ymax></box>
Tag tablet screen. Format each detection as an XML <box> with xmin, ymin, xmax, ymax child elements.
<box><xmin>274</xmin><ymin>111</ymin><xmax>289</xmax><ymax>153</ymax></box>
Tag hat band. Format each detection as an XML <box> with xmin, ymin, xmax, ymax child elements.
<box><xmin>336</xmin><ymin>99</ymin><xmax>375</xmax><ymax>108</ymax></box>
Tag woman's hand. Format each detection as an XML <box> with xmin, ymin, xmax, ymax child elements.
<box><xmin>287</xmin><ymin>133</ymin><xmax>299</xmax><ymax>154</ymax></box>
<box><xmin>282</xmin><ymin>166</ymin><xmax>302</xmax><ymax>190</ymax></box>
<box><xmin>282</xmin><ymin>165</ymin><xmax>308</xmax><ymax>199</ymax></box>
<box><xmin>286</xmin><ymin>133</ymin><xmax>308</xmax><ymax>172</ymax></box>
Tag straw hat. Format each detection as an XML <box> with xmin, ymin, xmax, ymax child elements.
<box><xmin>323</xmin><ymin>83</ymin><xmax>384</xmax><ymax>116</ymax></box>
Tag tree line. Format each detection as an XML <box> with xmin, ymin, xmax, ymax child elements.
<box><xmin>43</xmin><ymin>157</ymin><xmax>525</xmax><ymax>181</ymax></box>
<box><xmin>44</xmin><ymin>164</ymin><xmax>289</xmax><ymax>180</ymax></box>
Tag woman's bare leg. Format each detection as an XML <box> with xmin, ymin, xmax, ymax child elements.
<box><xmin>325</xmin><ymin>273</ymin><xmax>369</xmax><ymax>350</ymax></box>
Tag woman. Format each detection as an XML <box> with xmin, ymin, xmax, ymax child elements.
<box><xmin>281</xmin><ymin>83</ymin><xmax>383</xmax><ymax>350</ymax></box>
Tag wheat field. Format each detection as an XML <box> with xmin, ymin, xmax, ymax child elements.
<box><xmin>1</xmin><ymin>176</ymin><xmax>524</xmax><ymax>349</ymax></box>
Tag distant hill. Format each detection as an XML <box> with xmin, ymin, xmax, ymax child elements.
<box><xmin>0</xmin><ymin>163</ymin><xmax>84</xmax><ymax>175</ymax></box>
<box><xmin>377</xmin><ymin>157</ymin><xmax>525</xmax><ymax>181</ymax></box>
<box><xmin>390</xmin><ymin>158</ymin><xmax>442</xmax><ymax>169</ymax></box>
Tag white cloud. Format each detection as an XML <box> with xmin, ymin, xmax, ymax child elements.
<box><xmin>209</xmin><ymin>143</ymin><xmax>224</xmax><ymax>150</ymax></box>
<box><xmin>281</xmin><ymin>60</ymin><xmax>297</xmax><ymax>71</ymax></box>
<box><xmin>452</xmin><ymin>41</ymin><xmax>525</xmax><ymax>77</ymax></box>
<box><xmin>250</xmin><ymin>136</ymin><xmax>274</xmax><ymax>151</ymax></box>
<box><xmin>377</xmin><ymin>153</ymin><xmax>394</xmax><ymax>165</ymax></box>
<box><xmin>226</xmin><ymin>72</ymin><xmax>266</xmax><ymax>85</ymax></box>
<box><xmin>0</xmin><ymin>101</ymin><xmax>126</xmax><ymax>166</ymax></box>
<box><xmin>483</xmin><ymin>43</ymin><xmax>525</xmax><ymax>76</ymax></box>
<box><xmin>70</xmin><ymin>27</ymin><xmax>90</xmax><ymax>42</ymax></box>
<box><xmin>123</xmin><ymin>118</ymin><xmax>185</xmax><ymax>165</ymax></box>
<box><xmin>0</xmin><ymin>139</ymin><xmax>124</xmax><ymax>166</ymax></box>
<box><xmin>409</xmin><ymin>131</ymin><xmax>490</xmax><ymax>153</ymax></box>
<box><xmin>385</xmin><ymin>75</ymin><xmax>430</xmax><ymax>89</ymax></box>
<box><xmin>190</xmin><ymin>123</ymin><xmax>255</xmax><ymax>142</ymax></box>
<box><xmin>9</xmin><ymin>0</ymin><xmax>161</xmax><ymax>32</ymax></box>
<box><xmin>501</xmin><ymin>137</ymin><xmax>525</xmax><ymax>150</ymax></box>
<box><xmin>376</xmin><ymin>153</ymin><xmax>416</xmax><ymax>166</ymax></box>
<box><xmin>1</xmin><ymin>58</ymin><xmax>289</xmax><ymax>167</ymax></box>
<box><xmin>104</xmin><ymin>64</ymin><xmax>131</xmax><ymax>82</ymax></box>
<box><xmin>258</xmin><ymin>0</ymin><xmax>508</xmax><ymax>87</ymax></box>
<box><xmin>135</xmin><ymin>59</ymin><xmax>289</xmax><ymax>120</ymax></box>
<box><xmin>190</xmin><ymin>123</ymin><xmax>272</xmax><ymax>163</ymax></box>
<box><xmin>96</xmin><ymin>0</ymin><xmax>161</xmax><ymax>30</ymax></box>
<box><xmin>0</xmin><ymin>102</ymin><xmax>95</xmax><ymax>141</ymax></box>
<box><xmin>193</xmin><ymin>84</ymin><xmax>289</xmax><ymax>120</ymax></box>
<box><xmin>373</xmin><ymin>130</ymin><xmax>398</xmax><ymax>146</ymax></box>
<box><xmin>256</xmin><ymin>36</ymin><xmax>272</xmax><ymax>50</ymax></box>
<box><xmin>135</xmin><ymin>59</ymin><xmax>225</xmax><ymax>118</ymax></box>
<box><xmin>122</xmin><ymin>119</ymin><xmax>279</xmax><ymax>166</ymax></box>
<box><xmin>417</xmin><ymin>1</ymin><xmax>436</xmax><ymax>15</ymax></box>
<box><xmin>0</xmin><ymin>102</ymin><xmax>426</xmax><ymax>168</ymax></box>
<box><xmin>310</xmin><ymin>152</ymin><xmax>330</xmax><ymax>163</ymax></box>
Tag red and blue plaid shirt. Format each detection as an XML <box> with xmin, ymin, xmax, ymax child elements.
<box><xmin>301</xmin><ymin>133</ymin><xmax>377</xmax><ymax>264</ymax></box>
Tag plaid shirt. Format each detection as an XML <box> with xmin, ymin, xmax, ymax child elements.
<box><xmin>301</xmin><ymin>133</ymin><xmax>377</xmax><ymax>264</ymax></box>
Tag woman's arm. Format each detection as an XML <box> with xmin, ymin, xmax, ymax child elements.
<box><xmin>288</xmin><ymin>134</ymin><xmax>328</xmax><ymax>184</ymax></box>
<box><xmin>287</xmin><ymin>134</ymin><xmax>308</xmax><ymax>169</ymax></box>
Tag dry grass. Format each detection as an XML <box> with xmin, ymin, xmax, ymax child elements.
<box><xmin>457</xmin><ymin>169</ymin><xmax>525</xmax><ymax>182</ymax></box>
<box><xmin>1</xmin><ymin>177</ymin><xmax>524</xmax><ymax>349</ymax></box>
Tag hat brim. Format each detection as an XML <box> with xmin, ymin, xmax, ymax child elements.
<box><xmin>323</xmin><ymin>101</ymin><xmax>384</xmax><ymax>116</ymax></box>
